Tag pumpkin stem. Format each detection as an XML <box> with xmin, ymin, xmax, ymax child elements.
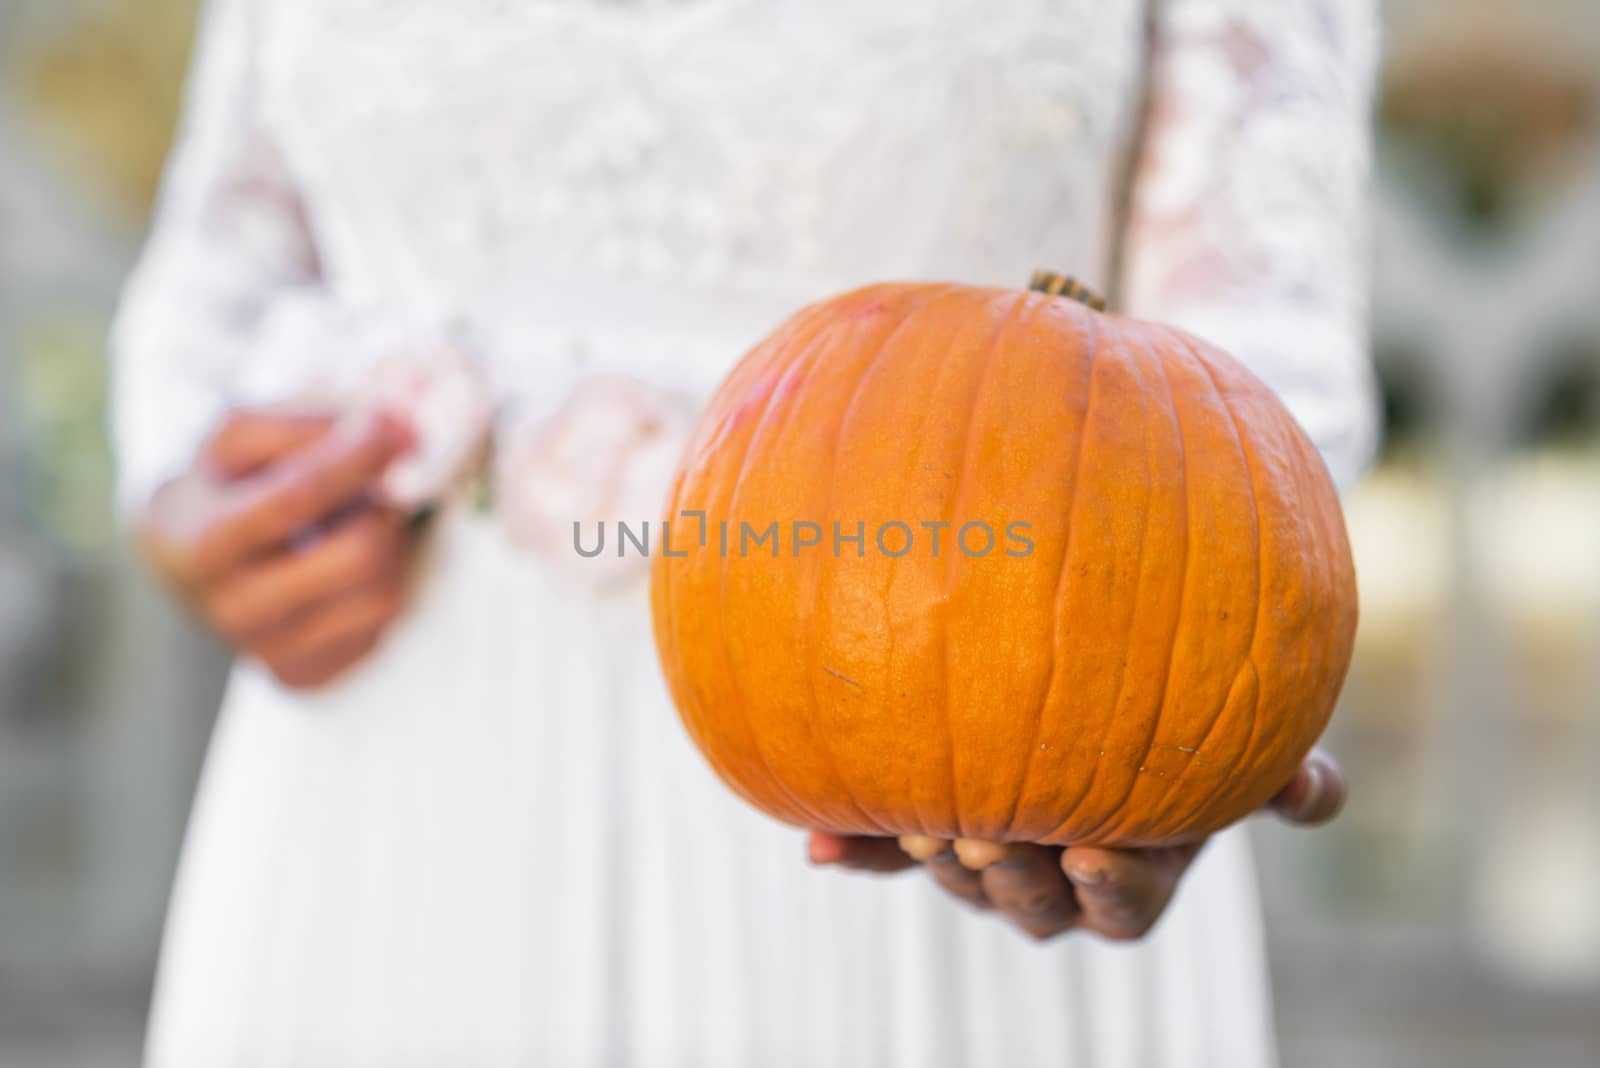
<box><xmin>1029</xmin><ymin>269</ymin><xmax>1107</xmax><ymax>311</ymax></box>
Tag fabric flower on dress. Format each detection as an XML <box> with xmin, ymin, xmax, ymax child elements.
<box><xmin>348</xmin><ymin>343</ymin><xmax>495</xmax><ymax>508</ymax></box>
<box><xmin>494</xmin><ymin>374</ymin><xmax>694</xmax><ymax>590</ymax></box>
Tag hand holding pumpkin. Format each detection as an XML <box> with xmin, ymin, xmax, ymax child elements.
<box><xmin>809</xmin><ymin>749</ymin><xmax>1345</xmax><ymax>942</ymax></box>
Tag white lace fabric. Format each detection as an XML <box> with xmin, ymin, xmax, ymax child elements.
<box><xmin>1122</xmin><ymin>0</ymin><xmax>1381</xmax><ymax>488</ymax></box>
<box><xmin>113</xmin><ymin>0</ymin><xmax>1379</xmax><ymax>511</ymax></box>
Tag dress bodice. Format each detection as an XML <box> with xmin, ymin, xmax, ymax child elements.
<box><xmin>113</xmin><ymin>0</ymin><xmax>1382</xmax><ymax>514</ymax></box>
<box><xmin>261</xmin><ymin>0</ymin><xmax>1146</xmax><ymax>329</ymax></box>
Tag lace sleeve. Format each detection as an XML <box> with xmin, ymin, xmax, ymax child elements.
<box><xmin>1119</xmin><ymin>0</ymin><xmax>1383</xmax><ymax>489</ymax></box>
<box><xmin>109</xmin><ymin>0</ymin><xmax>338</xmax><ymax>512</ymax></box>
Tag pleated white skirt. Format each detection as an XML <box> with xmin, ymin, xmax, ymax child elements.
<box><xmin>145</xmin><ymin>508</ymin><xmax>1278</xmax><ymax>1068</ymax></box>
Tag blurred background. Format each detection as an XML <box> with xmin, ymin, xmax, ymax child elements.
<box><xmin>1</xmin><ymin>0</ymin><xmax>1597</xmax><ymax>1064</ymax></box>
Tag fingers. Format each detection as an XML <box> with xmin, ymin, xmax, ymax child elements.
<box><xmin>137</xmin><ymin>408</ymin><xmax>420</xmax><ymax>692</ymax></box>
<box><xmin>976</xmin><ymin>844</ymin><xmax>1079</xmax><ymax>941</ymax></box>
<box><xmin>251</xmin><ymin>581</ymin><xmax>407</xmax><ymax>670</ymax></box>
<box><xmin>923</xmin><ymin>848</ymin><xmax>992</xmax><ymax>911</ymax></box>
<box><xmin>1269</xmin><ymin>748</ymin><xmax>1347</xmax><ymax>826</ymax></box>
<box><xmin>205</xmin><ymin>509</ymin><xmax>410</xmax><ymax>642</ymax></box>
<box><xmin>890</xmin><ymin>835</ymin><xmax>995</xmax><ymax>908</ymax></box>
<box><xmin>203</xmin><ymin>505</ymin><xmax>414</xmax><ymax>692</ymax></box>
<box><xmin>807</xmin><ymin>833</ymin><xmax>918</xmax><ymax>873</ymax></box>
<box><xmin>953</xmin><ymin>839</ymin><xmax>1011</xmax><ymax>870</ymax></box>
<box><xmin>194</xmin><ymin>414</ymin><xmax>413</xmax><ymax>576</ymax></box>
<box><xmin>1059</xmin><ymin>843</ymin><xmax>1201</xmax><ymax>942</ymax></box>
<box><xmin>826</xmin><ymin>834</ymin><xmax>1205</xmax><ymax>944</ymax></box>
<box><xmin>266</xmin><ymin>628</ymin><xmax>385</xmax><ymax>691</ymax></box>
<box><xmin>897</xmin><ymin>835</ymin><xmax>948</xmax><ymax>862</ymax></box>
<box><xmin>203</xmin><ymin>409</ymin><xmax>339</xmax><ymax>480</ymax></box>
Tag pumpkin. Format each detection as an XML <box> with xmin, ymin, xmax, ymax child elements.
<box><xmin>650</xmin><ymin>272</ymin><xmax>1357</xmax><ymax>847</ymax></box>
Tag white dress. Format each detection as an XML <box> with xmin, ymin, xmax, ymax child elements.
<box><xmin>113</xmin><ymin>1</ymin><xmax>1380</xmax><ymax>1065</ymax></box>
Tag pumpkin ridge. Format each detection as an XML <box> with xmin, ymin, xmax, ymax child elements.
<box><xmin>680</xmin><ymin>299</ymin><xmax>834</xmax><ymax>469</ymax></box>
<box><xmin>802</xmin><ymin>287</ymin><xmax>970</xmax><ymax>834</ymax></box>
<box><xmin>1152</xmin><ymin>334</ymin><xmax>1269</xmax><ymax>839</ymax></box>
<box><xmin>658</xmin><ymin>328</ymin><xmax>828</xmax><ymax>825</ymax></box>
<box><xmin>768</xmin><ymin>314</ymin><xmax>916</xmax><ymax>833</ymax></box>
<box><xmin>997</xmin><ymin>295</ymin><xmax>1104</xmax><ymax>841</ymax></box>
<box><xmin>1035</xmin><ymin>321</ymin><xmax>1153</xmax><ymax>843</ymax></box>
<box><xmin>1181</xmin><ymin>339</ymin><xmax>1345</xmax><ymax>834</ymax></box>
<box><xmin>932</xmin><ymin>289</ymin><xmax>1035</xmax><ymax>838</ymax></box>
<box><xmin>1069</xmin><ymin>327</ymin><xmax>1195</xmax><ymax>844</ymax></box>
<box><xmin>703</xmin><ymin>314</ymin><xmax>857</xmax><ymax>828</ymax></box>
<box><xmin>1100</xmin><ymin>331</ymin><xmax>1266</xmax><ymax>840</ymax></box>
<box><xmin>869</xmin><ymin>288</ymin><xmax>1025</xmax><ymax>837</ymax></box>
<box><xmin>1270</xmin><ymin>374</ymin><xmax>1354</xmax><ymax>813</ymax></box>
<box><xmin>1235</xmin><ymin>398</ymin><xmax>1351</xmax><ymax>815</ymax></box>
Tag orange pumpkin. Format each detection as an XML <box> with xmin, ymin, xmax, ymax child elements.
<box><xmin>650</xmin><ymin>273</ymin><xmax>1357</xmax><ymax>847</ymax></box>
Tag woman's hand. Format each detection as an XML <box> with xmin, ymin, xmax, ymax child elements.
<box><xmin>808</xmin><ymin>749</ymin><xmax>1346</xmax><ymax>943</ymax></box>
<box><xmin>137</xmin><ymin>408</ymin><xmax>419</xmax><ymax>690</ymax></box>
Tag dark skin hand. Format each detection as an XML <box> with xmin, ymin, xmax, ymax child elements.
<box><xmin>138</xmin><ymin>409</ymin><xmax>422</xmax><ymax>690</ymax></box>
<box><xmin>809</xmin><ymin>748</ymin><xmax>1346</xmax><ymax>942</ymax></box>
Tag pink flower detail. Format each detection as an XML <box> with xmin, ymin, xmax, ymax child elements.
<box><xmin>495</xmin><ymin>374</ymin><xmax>695</xmax><ymax>589</ymax></box>
<box><xmin>348</xmin><ymin>343</ymin><xmax>495</xmax><ymax>508</ymax></box>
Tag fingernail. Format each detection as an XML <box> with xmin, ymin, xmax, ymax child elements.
<box><xmin>1296</xmin><ymin>762</ymin><xmax>1326</xmax><ymax>820</ymax></box>
<box><xmin>807</xmin><ymin>838</ymin><xmax>842</xmax><ymax>866</ymax></box>
<box><xmin>898</xmin><ymin>835</ymin><xmax>948</xmax><ymax>862</ymax></box>
<box><xmin>1065</xmin><ymin>865</ymin><xmax>1106</xmax><ymax>887</ymax></box>
<box><xmin>953</xmin><ymin>839</ymin><xmax>1009</xmax><ymax>870</ymax></box>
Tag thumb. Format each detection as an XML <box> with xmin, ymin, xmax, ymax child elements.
<box><xmin>1268</xmin><ymin>749</ymin><xmax>1347</xmax><ymax>826</ymax></box>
